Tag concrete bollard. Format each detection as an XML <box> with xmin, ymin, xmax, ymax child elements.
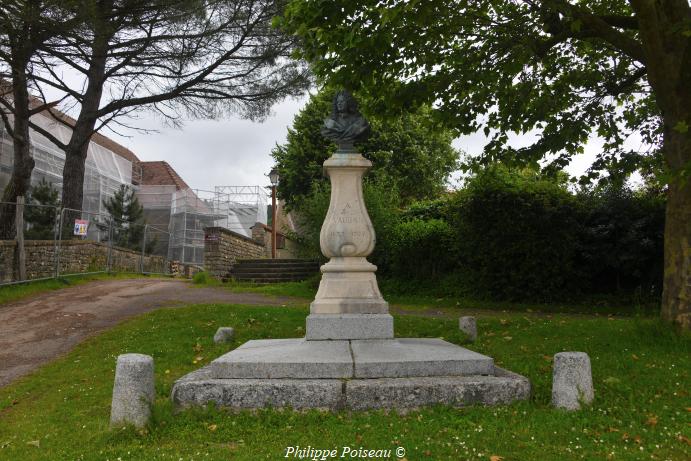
<box><xmin>459</xmin><ymin>316</ymin><xmax>477</xmax><ymax>342</ymax></box>
<box><xmin>552</xmin><ymin>351</ymin><xmax>594</xmax><ymax>410</ymax></box>
<box><xmin>110</xmin><ymin>353</ymin><xmax>155</xmax><ymax>427</ymax></box>
<box><xmin>214</xmin><ymin>327</ymin><xmax>235</xmax><ymax>344</ymax></box>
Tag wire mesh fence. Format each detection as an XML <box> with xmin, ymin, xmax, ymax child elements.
<box><xmin>0</xmin><ymin>200</ymin><xmax>61</xmax><ymax>284</ymax></box>
<box><xmin>0</xmin><ymin>199</ymin><xmax>173</xmax><ymax>286</ymax></box>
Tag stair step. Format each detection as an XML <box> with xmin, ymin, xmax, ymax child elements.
<box><xmin>238</xmin><ymin>258</ymin><xmax>318</xmax><ymax>264</ymax></box>
<box><xmin>231</xmin><ymin>266</ymin><xmax>318</xmax><ymax>274</ymax></box>
<box><xmin>231</xmin><ymin>276</ymin><xmax>315</xmax><ymax>283</ymax></box>
<box><xmin>230</xmin><ymin>271</ymin><xmax>318</xmax><ymax>278</ymax></box>
<box><xmin>229</xmin><ymin>258</ymin><xmax>320</xmax><ymax>283</ymax></box>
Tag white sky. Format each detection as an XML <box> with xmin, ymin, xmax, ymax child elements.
<box><xmin>106</xmin><ymin>95</ymin><xmax>606</xmax><ymax>192</ymax></box>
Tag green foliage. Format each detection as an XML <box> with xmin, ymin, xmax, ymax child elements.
<box><xmin>388</xmin><ymin>219</ymin><xmax>456</xmax><ymax>279</ymax></box>
<box><xmin>272</xmin><ymin>88</ymin><xmax>459</xmax><ymax>207</ymax></box>
<box><xmin>293</xmin><ymin>164</ymin><xmax>664</xmax><ymax>303</ymax></box>
<box><xmin>24</xmin><ymin>178</ymin><xmax>60</xmax><ymax>240</ymax></box>
<box><xmin>102</xmin><ymin>185</ymin><xmax>146</xmax><ymax>251</ymax></box>
<box><xmin>450</xmin><ymin>167</ymin><xmax>582</xmax><ymax>301</ymax></box>
<box><xmin>279</xmin><ymin>0</ymin><xmax>663</xmax><ymax>183</ymax></box>
<box><xmin>192</xmin><ymin>271</ymin><xmax>209</xmax><ymax>285</ymax></box>
<box><xmin>575</xmin><ymin>185</ymin><xmax>666</xmax><ymax>295</ymax></box>
<box><xmin>400</xmin><ymin>195</ymin><xmax>453</xmax><ymax>221</ymax></box>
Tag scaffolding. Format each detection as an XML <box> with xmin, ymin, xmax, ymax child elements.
<box><xmin>0</xmin><ymin>113</ymin><xmax>133</xmax><ymax>227</ymax></box>
<box><xmin>1</xmin><ymin>113</ymin><xmax>269</xmax><ymax>267</ymax></box>
<box><xmin>136</xmin><ymin>186</ymin><xmax>267</xmax><ymax>266</ymax></box>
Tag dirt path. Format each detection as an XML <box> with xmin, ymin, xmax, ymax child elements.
<box><xmin>0</xmin><ymin>278</ymin><xmax>305</xmax><ymax>388</ymax></box>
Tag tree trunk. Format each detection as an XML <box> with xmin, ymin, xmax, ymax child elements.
<box><xmin>0</xmin><ymin>56</ymin><xmax>34</xmax><ymax>239</ymax></box>
<box><xmin>60</xmin><ymin>138</ymin><xmax>89</xmax><ymax>211</ymax></box>
<box><xmin>660</xmin><ymin>127</ymin><xmax>691</xmax><ymax>329</ymax></box>
<box><xmin>60</xmin><ymin>29</ymin><xmax>109</xmax><ymax>211</ymax></box>
<box><xmin>630</xmin><ymin>0</ymin><xmax>690</xmax><ymax>329</ymax></box>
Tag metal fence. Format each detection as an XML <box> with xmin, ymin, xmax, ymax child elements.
<box><xmin>0</xmin><ymin>200</ymin><xmax>173</xmax><ymax>286</ymax></box>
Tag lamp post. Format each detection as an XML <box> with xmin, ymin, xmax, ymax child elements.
<box><xmin>269</xmin><ymin>168</ymin><xmax>279</xmax><ymax>259</ymax></box>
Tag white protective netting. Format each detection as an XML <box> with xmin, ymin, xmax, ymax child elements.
<box><xmin>165</xmin><ymin>187</ymin><xmax>268</xmax><ymax>265</ymax></box>
<box><xmin>0</xmin><ymin>113</ymin><xmax>132</xmax><ymax>218</ymax></box>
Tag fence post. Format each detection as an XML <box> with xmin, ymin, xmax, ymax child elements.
<box><xmin>15</xmin><ymin>197</ymin><xmax>26</xmax><ymax>281</ymax></box>
<box><xmin>107</xmin><ymin>218</ymin><xmax>113</xmax><ymax>273</ymax></box>
<box><xmin>141</xmin><ymin>224</ymin><xmax>148</xmax><ymax>274</ymax></box>
<box><xmin>55</xmin><ymin>207</ymin><xmax>66</xmax><ymax>278</ymax></box>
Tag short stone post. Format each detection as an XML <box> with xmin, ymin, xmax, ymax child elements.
<box><xmin>214</xmin><ymin>327</ymin><xmax>235</xmax><ymax>344</ymax></box>
<box><xmin>551</xmin><ymin>352</ymin><xmax>594</xmax><ymax>410</ymax></box>
<box><xmin>110</xmin><ymin>354</ymin><xmax>155</xmax><ymax>427</ymax></box>
<box><xmin>459</xmin><ymin>316</ymin><xmax>477</xmax><ymax>342</ymax></box>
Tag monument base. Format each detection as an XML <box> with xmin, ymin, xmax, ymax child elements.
<box><xmin>172</xmin><ymin>365</ymin><xmax>530</xmax><ymax>411</ymax></box>
<box><xmin>305</xmin><ymin>314</ymin><xmax>393</xmax><ymax>340</ymax></box>
<box><xmin>309</xmin><ymin>258</ymin><xmax>389</xmax><ymax>315</ymax></box>
<box><xmin>172</xmin><ymin>337</ymin><xmax>530</xmax><ymax>410</ymax></box>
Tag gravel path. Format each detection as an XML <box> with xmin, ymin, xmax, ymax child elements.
<box><xmin>0</xmin><ymin>278</ymin><xmax>303</xmax><ymax>387</ymax></box>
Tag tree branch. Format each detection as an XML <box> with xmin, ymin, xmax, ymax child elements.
<box><xmin>547</xmin><ymin>0</ymin><xmax>647</xmax><ymax>64</ymax></box>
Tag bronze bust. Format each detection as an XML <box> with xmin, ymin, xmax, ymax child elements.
<box><xmin>321</xmin><ymin>90</ymin><xmax>370</xmax><ymax>150</ymax></box>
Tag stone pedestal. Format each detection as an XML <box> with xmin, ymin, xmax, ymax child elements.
<box><xmin>307</xmin><ymin>151</ymin><xmax>392</xmax><ymax>340</ymax></box>
<box><xmin>171</xmin><ymin>97</ymin><xmax>531</xmax><ymax>411</ymax></box>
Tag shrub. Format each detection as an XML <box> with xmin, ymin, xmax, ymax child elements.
<box><xmin>192</xmin><ymin>271</ymin><xmax>209</xmax><ymax>285</ymax></box>
<box><xmin>388</xmin><ymin>218</ymin><xmax>456</xmax><ymax>279</ymax></box>
<box><xmin>448</xmin><ymin>167</ymin><xmax>581</xmax><ymax>301</ymax></box>
<box><xmin>575</xmin><ymin>185</ymin><xmax>665</xmax><ymax>296</ymax></box>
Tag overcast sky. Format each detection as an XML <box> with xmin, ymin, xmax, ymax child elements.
<box><xmin>107</xmin><ymin>94</ymin><xmax>607</xmax><ymax>192</ymax></box>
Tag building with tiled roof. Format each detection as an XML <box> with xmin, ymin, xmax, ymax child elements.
<box><xmin>140</xmin><ymin>161</ymin><xmax>190</xmax><ymax>190</ymax></box>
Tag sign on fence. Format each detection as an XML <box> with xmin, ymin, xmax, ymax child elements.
<box><xmin>73</xmin><ymin>219</ymin><xmax>88</xmax><ymax>236</ymax></box>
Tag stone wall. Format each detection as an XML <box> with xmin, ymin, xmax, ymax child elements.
<box><xmin>250</xmin><ymin>222</ymin><xmax>298</xmax><ymax>259</ymax></box>
<box><xmin>0</xmin><ymin>240</ymin><xmax>168</xmax><ymax>282</ymax></box>
<box><xmin>203</xmin><ymin>227</ymin><xmax>265</xmax><ymax>277</ymax></box>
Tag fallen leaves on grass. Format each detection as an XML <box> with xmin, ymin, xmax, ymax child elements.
<box><xmin>490</xmin><ymin>455</ymin><xmax>504</xmax><ymax>461</ymax></box>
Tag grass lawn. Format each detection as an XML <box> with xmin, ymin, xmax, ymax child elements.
<box><xmin>218</xmin><ymin>277</ymin><xmax>658</xmax><ymax>317</ymax></box>
<box><xmin>0</xmin><ymin>301</ymin><xmax>688</xmax><ymax>460</ymax></box>
<box><xmin>0</xmin><ymin>273</ymin><xmax>159</xmax><ymax>305</ymax></box>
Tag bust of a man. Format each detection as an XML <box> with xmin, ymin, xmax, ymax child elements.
<box><xmin>321</xmin><ymin>90</ymin><xmax>370</xmax><ymax>150</ymax></box>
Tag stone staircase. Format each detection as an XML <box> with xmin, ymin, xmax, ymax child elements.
<box><xmin>228</xmin><ymin>258</ymin><xmax>320</xmax><ymax>283</ymax></box>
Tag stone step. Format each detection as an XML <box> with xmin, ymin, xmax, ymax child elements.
<box><xmin>230</xmin><ymin>265</ymin><xmax>319</xmax><ymax>274</ymax></box>
<box><xmin>230</xmin><ymin>271</ymin><xmax>317</xmax><ymax>279</ymax></box>
<box><xmin>237</xmin><ymin>258</ymin><xmax>318</xmax><ymax>265</ymax></box>
<box><xmin>172</xmin><ymin>366</ymin><xmax>531</xmax><ymax>411</ymax></box>
<box><xmin>229</xmin><ymin>258</ymin><xmax>320</xmax><ymax>284</ymax></box>
<box><xmin>210</xmin><ymin>338</ymin><xmax>495</xmax><ymax>380</ymax></box>
<box><xmin>229</xmin><ymin>275</ymin><xmax>315</xmax><ymax>283</ymax></box>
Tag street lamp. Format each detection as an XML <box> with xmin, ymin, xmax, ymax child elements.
<box><xmin>269</xmin><ymin>168</ymin><xmax>279</xmax><ymax>259</ymax></box>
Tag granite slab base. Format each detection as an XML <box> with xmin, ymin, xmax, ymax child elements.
<box><xmin>172</xmin><ymin>365</ymin><xmax>530</xmax><ymax>410</ymax></box>
<box><xmin>173</xmin><ymin>337</ymin><xmax>530</xmax><ymax>410</ymax></box>
<box><xmin>210</xmin><ymin>338</ymin><xmax>493</xmax><ymax>379</ymax></box>
<box><xmin>210</xmin><ymin>339</ymin><xmax>352</xmax><ymax>379</ymax></box>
